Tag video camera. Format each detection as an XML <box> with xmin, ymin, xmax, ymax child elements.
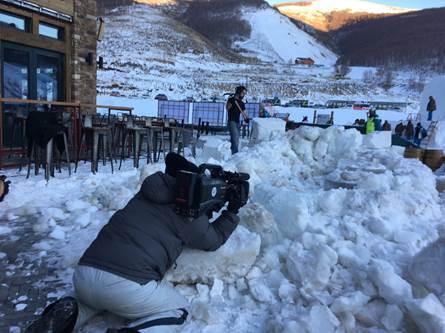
<box><xmin>175</xmin><ymin>164</ymin><xmax>250</xmax><ymax>218</ymax></box>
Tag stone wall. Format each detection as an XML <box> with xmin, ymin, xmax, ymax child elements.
<box><xmin>72</xmin><ymin>0</ymin><xmax>97</xmax><ymax>109</ymax></box>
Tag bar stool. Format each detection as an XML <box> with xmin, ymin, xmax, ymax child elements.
<box><xmin>25</xmin><ymin>111</ymin><xmax>71</xmax><ymax>181</ymax></box>
<box><xmin>75</xmin><ymin>114</ymin><xmax>114</xmax><ymax>174</ymax></box>
<box><xmin>118</xmin><ymin>116</ymin><xmax>148</xmax><ymax>169</ymax></box>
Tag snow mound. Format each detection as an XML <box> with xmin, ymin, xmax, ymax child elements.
<box><xmin>2</xmin><ymin>124</ymin><xmax>445</xmax><ymax>333</ymax></box>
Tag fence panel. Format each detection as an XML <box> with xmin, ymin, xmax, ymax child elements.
<box><xmin>158</xmin><ymin>100</ymin><xmax>190</xmax><ymax>123</ymax></box>
<box><xmin>192</xmin><ymin>102</ymin><xmax>225</xmax><ymax>126</ymax></box>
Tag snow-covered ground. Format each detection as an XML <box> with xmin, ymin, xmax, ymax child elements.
<box><xmin>1</xmin><ymin>123</ymin><xmax>445</xmax><ymax>332</ymax></box>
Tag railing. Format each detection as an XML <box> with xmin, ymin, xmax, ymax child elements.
<box><xmin>0</xmin><ymin>98</ymin><xmax>133</xmax><ymax>168</ymax></box>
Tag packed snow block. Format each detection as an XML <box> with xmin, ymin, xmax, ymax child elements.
<box><xmin>330</xmin><ymin>291</ymin><xmax>370</xmax><ymax>315</ymax></box>
<box><xmin>306</xmin><ymin>305</ymin><xmax>340</xmax><ymax>333</ymax></box>
<box><xmin>369</xmin><ymin>259</ymin><xmax>413</xmax><ymax>305</ymax></box>
<box><xmin>406</xmin><ymin>294</ymin><xmax>445</xmax><ymax>333</ymax></box>
<box><xmin>199</xmin><ymin>136</ymin><xmax>231</xmax><ymax>162</ymax></box>
<box><xmin>409</xmin><ymin>238</ymin><xmax>445</xmax><ymax>296</ymax></box>
<box><xmin>239</xmin><ymin>203</ymin><xmax>282</xmax><ymax>247</ymax></box>
<box><xmin>363</xmin><ymin>131</ymin><xmax>392</xmax><ymax>149</ymax></box>
<box><xmin>252</xmin><ymin>184</ymin><xmax>310</xmax><ymax>238</ymax></box>
<box><xmin>286</xmin><ymin>242</ymin><xmax>338</xmax><ymax>290</ymax></box>
<box><xmin>165</xmin><ymin>226</ymin><xmax>261</xmax><ymax>284</ymax></box>
<box><xmin>249</xmin><ymin>118</ymin><xmax>286</xmax><ymax>145</ymax></box>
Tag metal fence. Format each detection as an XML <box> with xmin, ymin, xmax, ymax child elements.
<box><xmin>157</xmin><ymin>101</ymin><xmax>261</xmax><ymax>128</ymax></box>
<box><xmin>157</xmin><ymin>100</ymin><xmax>190</xmax><ymax>122</ymax></box>
<box><xmin>245</xmin><ymin>103</ymin><xmax>261</xmax><ymax>120</ymax></box>
<box><xmin>192</xmin><ymin>102</ymin><xmax>225</xmax><ymax>126</ymax></box>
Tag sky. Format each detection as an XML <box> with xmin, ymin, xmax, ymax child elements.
<box><xmin>266</xmin><ymin>0</ymin><xmax>445</xmax><ymax>9</ymax></box>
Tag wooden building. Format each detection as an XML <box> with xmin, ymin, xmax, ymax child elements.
<box><xmin>295</xmin><ymin>57</ymin><xmax>315</xmax><ymax>66</ymax></box>
<box><xmin>0</xmin><ymin>0</ymin><xmax>97</xmax><ymax>166</ymax></box>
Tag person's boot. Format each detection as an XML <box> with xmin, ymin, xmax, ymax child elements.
<box><xmin>25</xmin><ymin>296</ymin><xmax>78</xmax><ymax>333</ymax></box>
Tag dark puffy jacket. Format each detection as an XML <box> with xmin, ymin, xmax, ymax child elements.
<box><xmin>427</xmin><ymin>99</ymin><xmax>437</xmax><ymax>112</ymax></box>
<box><xmin>79</xmin><ymin>172</ymin><xmax>239</xmax><ymax>284</ymax></box>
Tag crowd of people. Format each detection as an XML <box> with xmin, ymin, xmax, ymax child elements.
<box><xmin>395</xmin><ymin>120</ymin><xmax>427</xmax><ymax>145</ymax></box>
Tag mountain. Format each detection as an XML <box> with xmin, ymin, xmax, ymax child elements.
<box><xmin>275</xmin><ymin>0</ymin><xmax>412</xmax><ymax>31</ymax></box>
<box><xmin>333</xmin><ymin>7</ymin><xmax>445</xmax><ymax>69</ymax></box>
<box><xmin>97</xmin><ymin>0</ymin><xmax>337</xmax><ymax>65</ymax></box>
<box><xmin>177</xmin><ymin>0</ymin><xmax>336</xmax><ymax>64</ymax></box>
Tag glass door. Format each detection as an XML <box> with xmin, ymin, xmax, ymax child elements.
<box><xmin>1</xmin><ymin>42</ymin><xmax>64</xmax><ymax>147</ymax></box>
<box><xmin>37</xmin><ymin>54</ymin><xmax>62</xmax><ymax>102</ymax></box>
<box><xmin>1</xmin><ymin>45</ymin><xmax>30</xmax><ymax>147</ymax></box>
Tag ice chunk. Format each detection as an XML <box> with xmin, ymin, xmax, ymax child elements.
<box><xmin>381</xmin><ymin>304</ymin><xmax>403</xmax><ymax>331</ymax></box>
<box><xmin>409</xmin><ymin>238</ymin><xmax>445</xmax><ymax>296</ymax></box>
<box><xmin>253</xmin><ymin>184</ymin><xmax>310</xmax><ymax>238</ymax></box>
<box><xmin>165</xmin><ymin>226</ymin><xmax>260</xmax><ymax>284</ymax></box>
<box><xmin>363</xmin><ymin>131</ymin><xmax>392</xmax><ymax>149</ymax></box>
<box><xmin>250</xmin><ymin>118</ymin><xmax>286</xmax><ymax>144</ymax></box>
<box><xmin>15</xmin><ymin>303</ymin><xmax>27</xmax><ymax>311</ymax></box>
<box><xmin>0</xmin><ymin>252</ymin><xmax>7</xmax><ymax>260</ymax></box>
<box><xmin>295</xmin><ymin>126</ymin><xmax>321</xmax><ymax>142</ymax></box>
<box><xmin>406</xmin><ymin>294</ymin><xmax>445</xmax><ymax>333</ymax></box>
<box><xmin>49</xmin><ymin>226</ymin><xmax>66</xmax><ymax>240</ymax></box>
<box><xmin>287</xmin><ymin>242</ymin><xmax>338</xmax><ymax>290</ymax></box>
<box><xmin>239</xmin><ymin>203</ymin><xmax>282</xmax><ymax>247</ymax></box>
<box><xmin>0</xmin><ymin>226</ymin><xmax>12</xmax><ymax>235</ymax></box>
<box><xmin>330</xmin><ymin>291</ymin><xmax>370</xmax><ymax>315</ymax></box>
<box><xmin>306</xmin><ymin>305</ymin><xmax>340</xmax><ymax>333</ymax></box>
<box><xmin>369</xmin><ymin>259</ymin><xmax>413</xmax><ymax>304</ymax></box>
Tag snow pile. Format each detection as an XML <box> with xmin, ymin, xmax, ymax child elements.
<box><xmin>1</xmin><ymin>125</ymin><xmax>444</xmax><ymax>333</ymax></box>
<box><xmin>192</xmin><ymin>125</ymin><xmax>443</xmax><ymax>332</ymax></box>
<box><xmin>235</xmin><ymin>7</ymin><xmax>337</xmax><ymax>64</ymax></box>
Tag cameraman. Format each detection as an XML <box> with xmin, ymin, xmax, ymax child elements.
<box><xmin>226</xmin><ymin>86</ymin><xmax>249</xmax><ymax>154</ymax></box>
<box><xmin>26</xmin><ymin>153</ymin><xmax>247</xmax><ymax>333</ymax></box>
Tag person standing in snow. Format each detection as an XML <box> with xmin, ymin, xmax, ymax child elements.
<box><xmin>226</xmin><ymin>86</ymin><xmax>249</xmax><ymax>154</ymax></box>
<box><xmin>382</xmin><ymin>120</ymin><xmax>391</xmax><ymax>131</ymax></box>
<box><xmin>365</xmin><ymin>113</ymin><xmax>376</xmax><ymax>134</ymax></box>
<box><xmin>414</xmin><ymin>122</ymin><xmax>424</xmax><ymax>146</ymax></box>
<box><xmin>405</xmin><ymin>120</ymin><xmax>414</xmax><ymax>141</ymax></box>
<box><xmin>427</xmin><ymin>96</ymin><xmax>437</xmax><ymax>121</ymax></box>
<box><xmin>395</xmin><ymin>122</ymin><xmax>405</xmax><ymax>136</ymax></box>
<box><xmin>26</xmin><ymin>153</ymin><xmax>248</xmax><ymax>333</ymax></box>
<box><xmin>0</xmin><ymin>175</ymin><xmax>10</xmax><ymax>202</ymax></box>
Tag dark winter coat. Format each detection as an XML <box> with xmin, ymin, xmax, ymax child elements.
<box><xmin>395</xmin><ymin>123</ymin><xmax>405</xmax><ymax>136</ymax></box>
<box><xmin>427</xmin><ymin>98</ymin><xmax>437</xmax><ymax>112</ymax></box>
<box><xmin>227</xmin><ymin>97</ymin><xmax>246</xmax><ymax>123</ymax></box>
<box><xmin>382</xmin><ymin>122</ymin><xmax>391</xmax><ymax>131</ymax></box>
<box><xmin>405</xmin><ymin>122</ymin><xmax>414</xmax><ymax>139</ymax></box>
<box><xmin>79</xmin><ymin>172</ymin><xmax>240</xmax><ymax>285</ymax></box>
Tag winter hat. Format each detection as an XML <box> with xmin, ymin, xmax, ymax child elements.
<box><xmin>165</xmin><ymin>152</ymin><xmax>199</xmax><ymax>178</ymax></box>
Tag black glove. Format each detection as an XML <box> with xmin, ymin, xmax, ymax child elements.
<box><xmin>227</xmin><ymin>189</ymin><xmax>242</xmax><ymax>214</ymax></box>
<box><xmin>227</xmin><ymin>184</ymin><xmax>248</xmax><ymax>214</ymax></box>
<box><xmin>244</xmin><ymin>118</ymin><xmax>250</xmax><ymax>124</ymax></box>
<box><xmin>0</xmin><ymin>175</ymin><xmax>10</xmax><ymax>202</ymax></box>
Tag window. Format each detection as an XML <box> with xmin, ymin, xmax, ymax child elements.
<box><xmin>0</xmin><ymin>10</ymin><xmax>29</xmax><ymax>31</ymax></box>
<box><xmin>39</xmin><ymin>22</ymin><xmax>64</xmax><ymax>40</ymax></box>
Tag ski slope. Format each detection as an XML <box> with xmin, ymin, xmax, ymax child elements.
<box><xmin>235</xmin><ymin>7</ymin><xmax>337</xmax><ymax>65</ymax></box>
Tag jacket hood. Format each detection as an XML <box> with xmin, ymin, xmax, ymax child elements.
<box><xmin>141</xmin><ymin>172</ymin><xmax>176</xmax><ymax>204</ymax></box>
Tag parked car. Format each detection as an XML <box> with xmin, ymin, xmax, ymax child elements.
<box><xmin>353</xmin><ymin>102</ymin><xmax>371</xmax><ymax>111</ymax></box>
<box><xmin>155</xmin><ymin>94</ymin><xmax>168</xmax><ymax>101</ymax></box>
<box><xmin>262</xmin><ymin>97</ymin><xmax>281</xmax><ymax>106</ymax></box>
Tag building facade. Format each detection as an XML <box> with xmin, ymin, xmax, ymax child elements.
<box><xmin>0</xmin><ymin>0</ymin><xmax>97</xmax><ymax>152</ymax></box>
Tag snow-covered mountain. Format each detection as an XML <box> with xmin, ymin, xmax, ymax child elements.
<box><xmin>276</xmin><ymin>0</ymin><xmax>413</xmax><ymax>31</ymax></box>
<box><xmin>234</xmin><ymin>6</ymin><xmax>337</xmax><ymax>64</ymax></box>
